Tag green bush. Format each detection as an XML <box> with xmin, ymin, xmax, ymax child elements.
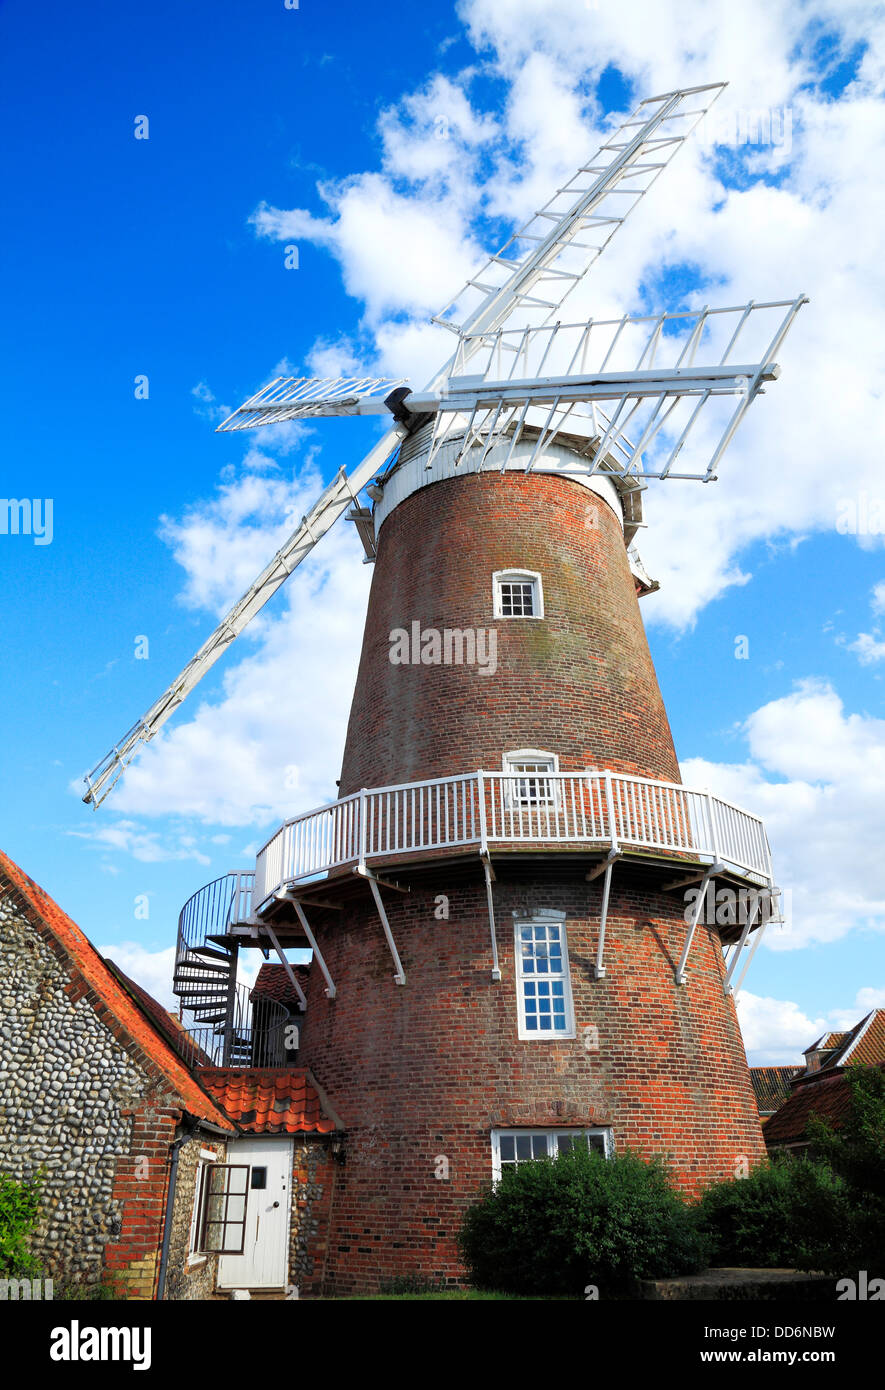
<box><xmin>0</xmin><ymin>1171</ymin><xmax>44</xmax><ymax>1277</ymax></box>
<box><xmin>458</xmin><ymin>1145</ymin><xmax>707</xmax><ymax>1296</ymax></box>
<box><xmin>806</xmin><ymin>1064</ymin><xmax>885</xmax><ymax>1271</ymax></box>
<box><xmin>698</xmin><ymin>1155</ymin><xmax>850</xmax><ymax>1273</ymax></box>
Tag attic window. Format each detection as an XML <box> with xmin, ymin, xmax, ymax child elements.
<box><xmin>503</xmin><ymin>749</ymin><xmax>559</xmax><ymax>808</ymax></box>
<box><xmin>493</xmin><ymin>570</ymin><xmax>543</xmax><ymax>619</ymax></box>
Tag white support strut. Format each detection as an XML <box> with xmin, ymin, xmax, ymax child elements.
<box><xmin>722</xmin><ymin>887</ymin><xmax>764</xmax><ymax>994</ymax></box>
<box><xmin>280</xmin><ymin>895</ymin><xmax>337</xmax><ymax>1000</ymax></box>
<box><xmin>263</xmin><ymin>919</ymin><xmax>309</xmax><ymax>1012</ymax></box>
<box><xmin>477</xmin><ymin>770</ymin><xmax>502</xmax><ymax>981</ymax></box>
<box><xmin>675</xmin><ymin>862</ymin><xmax>725</xmax><ymax>985</ymax></box>
<box><xmin>356</xmin><ymin>866</ymin><xmax>406</xmax><ymax>986</ymax></box>
<box><xmin>589</xmin><ymin>849</ymin><xmax>621</xmax><ymax>980</ymax></box>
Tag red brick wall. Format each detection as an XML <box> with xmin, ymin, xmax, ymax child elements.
<box><xmin>103</xmin><ymin>1103</ymin><xmax>179</xmax><ymax>1297</ymax></box>
<box><xmin>296</xmin><ymin>869</ymin><xmax>766</xmax><ymax>1294</ymax></box>
<box><xmin>338</xmin><ymin>472</ymin><xmax>680</xmax><ymax>794</ymax></box>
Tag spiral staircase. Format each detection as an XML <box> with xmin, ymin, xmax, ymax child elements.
<box><xmin>173</xmin><ymin>872</ymin><xmax>290</xmax><ymax>1066</ymax></box>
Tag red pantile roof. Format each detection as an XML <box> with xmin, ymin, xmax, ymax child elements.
<box><xmin>0</xmin><ymin>850</ymin><xmax>235</xmax><ymax>1133</ymax></box>
<box><xmin>832</xmin><ymin>1009</ymin><xmax>885</xmax><ymax>1068</ymax></box>
<box><xmin>765</xmin><ymin>1060</ymin><xmax>885</xmax><ymax>1146</ymax></box>
<box><xmin>252</xmin><ymin>962</ymin><xmax>310</xmax><ymax>1008</ymax></box>
<box><xmin>199</xmin><ymin>1068</ymin><xmax>341</xmax><ymax>1135</ymax></box>
<box><xmin>807</xmin><ymin>1030</ymin><xmax>848</xmax><ymax>1054</ymax></box>
<box><xmin>750</xmin><ymin>1066</ymin><xmax>803</xmax><ymax>1115</ymax></box>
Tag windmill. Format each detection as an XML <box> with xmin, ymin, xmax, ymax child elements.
<box><xmin>84</xmin><ymin>83</ymin><xmax>804</xmax><ymax>1292</ymax></box>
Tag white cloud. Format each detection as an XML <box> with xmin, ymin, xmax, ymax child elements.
<box><xmin>737</xmin><ymin>984</ymin><xmax>885</xmax><ymax>1065</ymax></box>
<box><xmin>841</xmin><ymin>580</ymin><xmax>885</xmax><ymax>663</ymax></box>
<box><xmin>100</xmin><ymin>942</ymin><xmax>178</xmax><ymax>1011</ymax></box>
<box><xmin>99</xmin><ymin>941</ymin><xmax>269</xmax><ymax>1013</ymax></box>
<box><xmin>110</xmin><ymin>456</ymin><xmax>372</xmax><ymax>827</ymax></box>
<box><xmin>827</xmin><ymin>985</ymin><xmax>885</xmax><ymax>1030</ymax></box>
<box><xmin>681</xmin><ymin>679</ymin><xmax>885</xmax><ymax>949</ymax></box>
<box><xmin>848</xmin><ymin>631</ymin><xmax>885</xmax><ymax>664</ymax></box>
<box><xmin>158</xmin><ymin>459</ymin><xmax>323</xmax><ymax>615</ymax></box>
<box><xmin>251</xmin><ymin>177</ymin><xmax>485</xmax><ymax>330</ymax></box>
<box><xmin>736</xmin><ymin>991</ymin><xmax>825</xmax><ymax>1066</ymax></box>
<box><xmin>68</xmin><ymin>820</ymin><xmax>211</xmax><ymax>866</ymax></box>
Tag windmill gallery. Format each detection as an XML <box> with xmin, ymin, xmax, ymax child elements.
<box><xmin>7</xmin><ymin>83</ymin><xmax>808</xmax><ymax>1297</ymax></box>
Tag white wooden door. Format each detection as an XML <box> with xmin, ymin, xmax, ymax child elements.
<box><xmin>217</xmin><ymin>1137</ymin><xmax>292</xmax><ymax>1290</ymax></box>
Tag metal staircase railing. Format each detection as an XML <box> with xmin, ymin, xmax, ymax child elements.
<box><xmin>173</xmin><ymin>871</ymin><xmax>294</xmax><ymax>1067</ymax></box>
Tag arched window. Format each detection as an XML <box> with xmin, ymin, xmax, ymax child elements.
<box><xmin>503</xmin><ymin>748</ymin><xmax>559</xmax><ymax>808</ymax></box>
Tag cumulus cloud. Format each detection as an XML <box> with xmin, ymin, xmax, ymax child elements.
<box><xmin>737</xmin><ymin>984</ymin><xmax>885</xmax><ymax>1066</ymax></box>
<box><xmin>736</xmin><ymin>991</ymin><xmax>826</xmax><ymax>1066</ymax></box>
<box><xmin>681</xmin><ymin>678</ymin><xmax>885</xmax><ymax>949</ymax></box>
<box><xmin>68</xmin><ymin>820</ymin><xmax>212</xmax><ymax>866</ymax></box>
<box><xmin>109</xmin><ymin>456</ymin><xmax>371</xmax><ymax>827</ymax></box>
<box><xmin>99</xmin><ymin>942</ymin><xmax>179</xmax><ymax>1011</ymax></box>
<box><xmin>841</xmin><ymin>580</ymin><xmax>885</xmax><ymax>664</ymax></box>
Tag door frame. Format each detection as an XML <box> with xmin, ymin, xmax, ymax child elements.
<box><xmin>216</xmin><ymin>1136</ymin><xmax>294</xmax><ymax>1290</ymax></box>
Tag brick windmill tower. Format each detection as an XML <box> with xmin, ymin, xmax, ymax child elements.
<box><xmin>85</xmin><ymin>83</ymin><xmax>805</xmax><ymax>1292</ymax></box>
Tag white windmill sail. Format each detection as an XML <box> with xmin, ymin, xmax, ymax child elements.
<box><xmin>217</xmin><ymin>376</ymin><xmax>408</xmax><ymax>430</ymax></box>
<box><xmin>82</xmin><ymin>81</ymin><xmax>803</xmax><ymax>808</ymax></box>
<box><xmin>399</xmin><ymin>296</ymin><xmax>808</xmax><ymax>480</ymax></box>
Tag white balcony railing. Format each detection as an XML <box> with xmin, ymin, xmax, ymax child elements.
<box><xmin>253</xmin><ymin>770</ymin><xmax>773</xmax><ymax>908</ymax></box>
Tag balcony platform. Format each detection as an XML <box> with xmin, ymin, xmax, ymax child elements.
<box><xmin>176</xmin><ymin>769</ymin><xmax>779</xmax><ymax>1001</ymax></box>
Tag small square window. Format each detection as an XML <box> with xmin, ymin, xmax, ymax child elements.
<box><xmin>503</xmin><ymin>750</ymin><xmax>559</xmax><ymax>809</ymax></box>
<box><xmin>493</xmin><ymin>570</ymin><xmax>544</xmax><ymax>620</ymax></box>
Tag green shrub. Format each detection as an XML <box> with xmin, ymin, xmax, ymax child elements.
<box><xmin>806</xmin><ymin>1064</ymin><xmax>885</xmax><ymax>1271</ymax></box>
<box><xmin>698</xmin><ymin>1155</ymin><xmax>850</xmax><ymax>1273</ymax></box>
<box><xmin>0</xmin><ymin>1172</ymin><xmax>44</xmax><ymax>1277</ymax></box>
<box><xmin>458</xmin><ymin>1145</ymin><xmax>707</xmax><ymax>1296</ymax></box>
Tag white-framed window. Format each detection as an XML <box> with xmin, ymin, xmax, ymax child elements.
<box><xmin>191</xmin><ymin>1163</ymin><xmax>251</xmax><ymax>1256</ymax></box>
<box><xmin>514</xmin><ymin>911</ymin><xmax>575</xmax><ymax>1039</ymax></box>
<box><xmin>491</xmin><ymin>1128</ymin><xmax>613</xmax><ymax>1182</ymax></box>
<box><xmin>187</xmin><ymin>1150</ymin><xmax>217</xmax><ymax>1266</ymax></box>
<box><xmin>493</xmin><ymin>569</ymin><xmax>544</xmax><ymax>619</ymax></box>
<box><xmin>503</xmin><ymin>749</ymin><xmax>559</xmax><ymax>808</ymax></box>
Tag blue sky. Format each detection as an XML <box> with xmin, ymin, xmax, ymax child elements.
<box><xmin>1</xmin><ymin>0</ymin><xmax>884</xmax><ymax>1063</ymax></box>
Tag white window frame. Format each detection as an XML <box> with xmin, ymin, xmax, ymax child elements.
<box><xmin>513</xmin><ymin>910</ymin><xmax>576</xmax><ymax>1040</ymax></box>
<box><xmin>502</xmin><ymin>748</ymin><xmax>560</xmax><ymax>811</ymax></box>
<box><xmin>491</xmin><ymin>1127</ymin><xmax>613</xmax><ymax>1183</ymax></box>
<box><xmin>187</xmin><ymin>1149</ymin><xmax>218</xmax><ymax>1266</ymax></box>
<box><xmin>493</xmin><ymin>569</ymin><xmax>544</xmax><ymax>620</ymax></box>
